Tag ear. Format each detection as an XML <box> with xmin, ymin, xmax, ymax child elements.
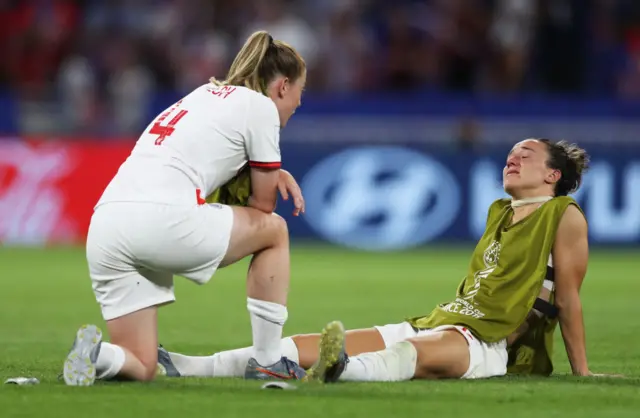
<box><xmin>545</xmin><ymin>169</ymin><xmax>561</xmax><ymax>185</ymax></box>
<box><xmin>278</xmin><ymin>77</ymin><xmax>290</xmax><ymax>98</ymax></box>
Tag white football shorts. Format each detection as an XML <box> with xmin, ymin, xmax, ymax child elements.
<box><xmin>86</xmin><ymin>201</ymin><xmax>234</xmax><ymax>321</ymax></box>
<box><xmin>374</xmin><ymin>322</ymin><xmax>508</xmax><ymax>379</ymax></box>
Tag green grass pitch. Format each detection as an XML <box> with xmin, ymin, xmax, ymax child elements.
<box><xmin>1</xmin><ymin>245</ymin><xmax>639</xmax><ymax>417</ymax></box>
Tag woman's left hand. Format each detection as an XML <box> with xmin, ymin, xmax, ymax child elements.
<box><xmin>277</xmin><ymin>169</ymin><xmax>305</xmax><ymax>216</ymax></box>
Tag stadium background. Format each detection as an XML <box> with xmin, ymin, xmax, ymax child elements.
<box><xmin>1</xmin><ymin>1</ymin><xmax>640</xmax><ymax>417</ymax></box>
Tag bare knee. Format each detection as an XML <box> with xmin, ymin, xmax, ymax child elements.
<box><xmin>265</xmin><ymin>213</ymin><xmax>288</xmax><ymax>245</ymax></box>
<box><xmin>244</xmin><ymin>210</ymin><xmax>288</xmax><ymax>247</ymax></box>
<box><xmin>139</xmin><ymin>363</ymin><xmax>158</xmax><ymax>382</ymax></box>
<box><xmin>128</xmin><ymin>350</ymin><xmax>159</xmax><ymax>382</ymax></box>
<box><xmin>290</xmin><ymin>334</ymin><xmax>320</xmax><ymax>368</ymax></box>
<box><xmin>223</xmin><ymin>208</ymin><xmax>290</xmax><ymax>267</ymax></box>
<box><xmin>247</xmin><ymin>212</ymin><xmax>287</xmax><ymax>252</ymax></box>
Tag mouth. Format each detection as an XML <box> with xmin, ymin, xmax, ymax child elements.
<box><xmin>505</xmin><ymin>169</ymin><xmax>519</xmax><ymax>176</ymax></box>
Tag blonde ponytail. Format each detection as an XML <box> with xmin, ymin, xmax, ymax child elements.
<box><xmin>210</xmin><ymin>31</ymin><xmax>305</xmax><ymax>95</ymax></box>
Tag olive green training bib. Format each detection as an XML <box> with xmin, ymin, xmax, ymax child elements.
<box><xmin>408</xmin><ymin>196</ymin><xmax>582</xmax><ymax>343</ymax></box>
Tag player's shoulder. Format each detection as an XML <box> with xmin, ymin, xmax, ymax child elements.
<box><xmin>554</xmin><ymin>195</ymin><xmax>580</xmax><ymax>207</ymax></box>
<box><xmin>490</xmin><ymin>198</ymin><xmax>512</xmax><ymax>211</ymax></box>
<box><xmin>554</xmin><ymin>202</ymin><xmax>588</xmax><ymax>247</ymax></box>
<box><xmin>484</xmin><ymin>198</ymin><xmax>511</xmax><ymax>222</ymax></box>
<box><xmin>245</xmin><ymin>88</ymin><xmax>278</xmax><ymax>113</ymax></box>
<box><xmin>241</xmin><ymin>88</ymin><xmax>280</xmax><ymax>128</ymax></box>
<box><xmin>192</xmin><ymin>83</ymin><xmax>257</xmax><ymax>103</ymax></box>
<box><xmin>552</xmin><ymin>196</ymin><xmax>585</xmax><ymax>220</ymax></box>
<box><xmin>559</xmin><ymin>201</ymin><xmax>587</xmax><ymax>228</ymax></box>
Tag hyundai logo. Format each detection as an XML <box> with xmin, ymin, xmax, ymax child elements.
<box><xmin>301</xmin><ymin>146</ymin><xmax>461</xmax><ymax>251</ymax></box>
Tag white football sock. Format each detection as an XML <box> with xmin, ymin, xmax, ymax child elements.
<box><xmin>166</xmin><ymin>337</ymin><xmax>300</xmax><ymax>378</ymax></box>
<box><xmin>247</xmin><ymin>298</ymin><xmax>288</xmax><ymax>366</ymax></box>
<box><xmin>167</xmin><ymin>352</ymin><xmax>215</xmax><ymax>377</ymax></box>
<box><xmin>211</xmin><ymin>347</ymin><xmax>253</xmax><ymax>377</ymax></box>
<box><xmin>95</xmin><ymin>342</ymin><xmax>126</xmax><ymax>380</ymax></box>
<box><xmin>340</xmin><ymin>341</ymin><xmax>417</xmax><ymax>382</ymax></box>
<box><xmin>211</xmin><ymin>337</ymin><xmax>300</xmax><ymax>377</ymax></box>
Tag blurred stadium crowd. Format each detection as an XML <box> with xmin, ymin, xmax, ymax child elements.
<box><xmin>2</xmin><ymin>0</ymin><xmax>640</xmax><ymax>134</ymax></box>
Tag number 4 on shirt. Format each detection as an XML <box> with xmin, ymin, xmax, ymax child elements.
<box><xmin>149</xmin><ymin>101</ymin><xmax>188</xmax><ymax>145</ymax></box>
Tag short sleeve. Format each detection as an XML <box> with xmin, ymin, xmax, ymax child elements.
<box><xmin>245</xmin><ymin>94</ymin><xmax>281</xmax><ymax>169</ymax></box>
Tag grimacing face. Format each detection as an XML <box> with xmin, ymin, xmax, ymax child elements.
<box><xmin>503</xmin><ymin>139</ymin><xmax>559</xmax><ymax>196</ymax></box>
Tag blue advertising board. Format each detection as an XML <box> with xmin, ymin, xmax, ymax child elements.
<box><xmin>1</xmin><ymin>89</ymin><xmax>638</xmax><ymax>249</ymax></box>
<box><xmin>278</xmin><ymin>143</ymin><xmax>640</xmax><ymax>250</ymax></box>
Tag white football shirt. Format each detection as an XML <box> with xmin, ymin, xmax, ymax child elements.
<box><xmin>96</xmin><ymin>84</ymin><xmax>282</xmax><ymax>207</ymax></box>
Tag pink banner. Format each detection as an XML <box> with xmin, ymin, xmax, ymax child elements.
<box><xmin>0</xmin><ymin>139</ymin><xmax>134</xmax><ymax>245</ymax></box>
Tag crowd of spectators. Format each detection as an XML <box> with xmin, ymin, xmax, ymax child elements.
<box><xmin>2</xmin><ymin>0</ymin><xmax>639</xmax><ymax>134</ymax></box>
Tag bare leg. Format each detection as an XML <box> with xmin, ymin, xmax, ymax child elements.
<box><xmin>410</xmin><ymin>330</ymin><xmax>470</xmax><ymax>379</ymax></box>
<box><xmin>64</xmin><ymin>307</ymin><xmax>160</xmax><ymax>385</ymax></box>
<box><xmin>167</xmin><ymin>328</ymin><xmax>386</xmax><ymax>377</ymax></box>
<box><xmin>218</xmin><ymin>208</ymin><xmax>291</xmax><ymax>369</ymax></box>
<box><xmin>221</xmin><ymin>208</ymin><xmax>291</xmax><ymax>305</ymax></box>
<box><xmin>293</xmin><ymin>328</ymin><xmax>386</xmax><ymax>369</ymax></box>
<box><xmin>104</xmin><ymin>307</ymin><xmax>161</xmax><ymax>381</ymax></box>
<box><xmin>338</xmin><ymin>329</ymin><xmax>470</xmax><ymax>382</ymax></box>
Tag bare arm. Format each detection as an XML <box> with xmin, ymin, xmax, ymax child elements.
<box><xmin>277</xmin><ymin>169</ymin><xmax>305</xmax><ymax>217</ymax></box>
<box><xmin>553</xmin><ymin>204</ymin><xmax>590</xmax><ymax>376</ymax></box>
<box><xmin>247</xmin><ymin>167</ymin><xmax>279</xmax><ymax>214</ymax></box>
<box><xmin>244</xmin><ymin>95</ymin><xmax>282</xmax><ymax>214</ymax></box>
